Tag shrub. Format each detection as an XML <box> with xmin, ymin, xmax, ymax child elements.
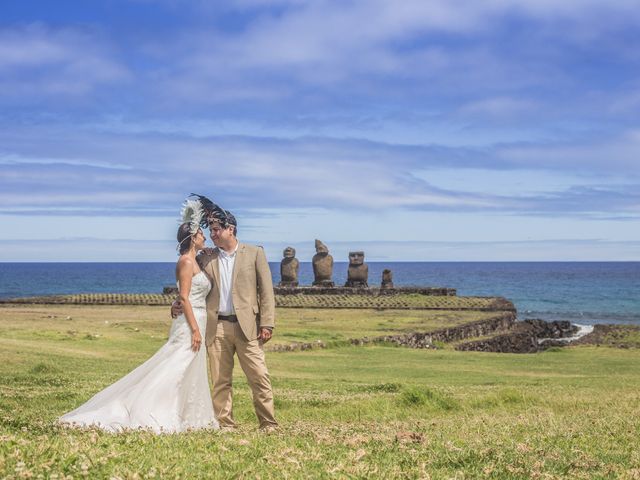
<box><xmin>400</xmin><ymin>387</ymin><xmax>459</xmax><ymax>410</ymax></box>
<box><xmin>29</xmin><ymin>363</ymin><xmax>60</xmax><ymax>374</ymax></box>
<box><xmin>401</xmin><ymin>387</ymin><xmax>427</xmax><ymax>406</ymax></box>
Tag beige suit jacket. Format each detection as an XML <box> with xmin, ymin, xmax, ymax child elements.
<box><xmin>199</xmin><ymin>242</ymin><xmax>276</xmax><ymax>346</ymax></box>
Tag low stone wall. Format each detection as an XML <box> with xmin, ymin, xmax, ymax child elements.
<box><xmin>456</xmin><ymin>319</ymin><xmax>579</xmax><ymax>353</ymax></box>
<box><xmin>0</xmin><ymin>293</ymin><xmax>174</xmax><ymax>306</ymax></box>
<box><xmin>350</xmin><ymin>312</ymin><xmax>516</xmax><ymax>348</ymax></box>
<box><xmin>519</xmin><ymin>319</ymin><xmax>578</xmax><ymax>339</ymax></box>
<box><xmin>456</xmin><ymin>332</ymin><xmax>539</xmax><ymax>353</ymax></box>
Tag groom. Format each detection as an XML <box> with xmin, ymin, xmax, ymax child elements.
<box><xmin>172</xmin><ymin>206</ymin><xmax>278</xmax><ymax>431</ymax></box>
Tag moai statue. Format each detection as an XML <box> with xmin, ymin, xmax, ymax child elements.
<box><xmin>279</xmin><ymin>247</ymin><xmax>299</xmax><ymax>287</ymax></box>
<box><xmin>345</xmin><ymin>251</ymin><xmax>368</xmax><ymax>288</ymax></box>
<box><xmin>312</xmin><ymin>239</ymin><xmax>334</xmax><ymax>287</ymax></box>
<box><xmin>381</xmin><ymin>269</ymin><xmax>394</xmax><ymax>289</ymax></box>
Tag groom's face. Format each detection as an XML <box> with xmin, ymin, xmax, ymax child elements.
<box><xmin>209</xmin><ymin>221</ymin><xmax>234</xmax><ymax>246</ymax></box>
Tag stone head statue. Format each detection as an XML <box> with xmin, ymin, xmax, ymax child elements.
<box><xmin>312</xmin><ymin>239</ymin><xmax>334</xmax><ymax>287</ymax></box>
<box><xmin>315</xmin><ymin>239</ymin><xmax>329</xmax><ymax>254</ymax></box>
<box><xmin>345</xmin><ymin>250</ymin><xmax>368</xmax><ymax>288</ymax></box>
<box><xmin>279</xmin><ymin>246</ymin><xmax>299</xmax><ymax>287</ymax></box>
<box><xmin>381</xmin><ymin>268</ymin><xmax>393</xmax><ymax>289</ymax></box>
<box><xmin>348</xmin><ymin>251</ymin><xmax>365</xmax><ymax>266</ymax></box>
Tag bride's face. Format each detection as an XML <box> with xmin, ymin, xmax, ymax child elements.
<box><xmin>193</xmin><ymin>229</ymin><xmax>206</xmax><ymax>250</ymax></box>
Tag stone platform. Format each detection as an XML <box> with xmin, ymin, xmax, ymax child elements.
<box><xmin>274</xmin><ymin>286</ymin><xmax>457</xmax><ymax>296</ymax></box>
<box><xmin>0</xmin><ymin>292</ymin><xmax>513</xmax><ymax>311</ymax></box>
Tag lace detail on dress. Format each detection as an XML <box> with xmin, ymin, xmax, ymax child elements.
<box><xmin>180</xmin><ymin>271</ymin><xmax>211</xmax><ymax>309</ymax></box>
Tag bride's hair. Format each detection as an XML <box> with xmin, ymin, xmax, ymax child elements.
<box><xmin>177</xmin><ymin>223</ymin><xmax>194</xmax><ymax>254</ymax></box>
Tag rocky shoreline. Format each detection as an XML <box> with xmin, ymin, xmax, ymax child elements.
<box><xmin>455</xmin><ymin>319</ymin><xmax>581</xmax><ymax>353</ymax></box>
<box><xmin>349</xmin><ymin>316</ymin><xmax>618</xmax><ymax>354</ymax></box>
<box><xmin>351</xmin><ymin>312</ymin><xmax>516</xmax><ymax>349</ymax></box>
<box><xmin>571</xmin><ymin>323</ymin><xmax>640</xmax><ymax>349</ymax></box>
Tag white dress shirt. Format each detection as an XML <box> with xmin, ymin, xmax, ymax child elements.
<box><xmin>217</xmin><ymin>244</ymin><xmax>238</xmax><ymax>315</ymax></box>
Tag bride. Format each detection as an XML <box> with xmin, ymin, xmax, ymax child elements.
<box><xmin>59</xmin><ymin>199</ymin><xmax>219</xmax><ymax>433</ymax></box>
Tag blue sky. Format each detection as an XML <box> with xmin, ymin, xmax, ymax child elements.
<box><xmin>1</xmin><ymin>0</ymin><xmax>639</xmax><ymax>261</ymax></box>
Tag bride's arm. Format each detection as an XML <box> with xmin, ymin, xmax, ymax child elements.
<box><xmin>176</xmin><ymin>257</ymin><xmax>202</xmax><ymax>351</ymax></box>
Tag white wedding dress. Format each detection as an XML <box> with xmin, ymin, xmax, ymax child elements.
<box><xmin>59</xmin><ymin>271</ymin><xmax>219</xmax><ymax>433</ymax></box>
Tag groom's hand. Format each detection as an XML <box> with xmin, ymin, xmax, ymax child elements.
<box><xmin>258</xmin><ymin>327</ymin><xmax>272</xmax><ymax>343</ymax></box>
<box><xmin>171</xmin><ymin>300</ymin><xmax>184</xmax><ymax>319</ymax></box>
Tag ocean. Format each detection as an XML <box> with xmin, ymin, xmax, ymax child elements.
<box><xmin>0</xmin><ymin>262</ymin><xmax>638</xmax><ymax>325</ymax></box>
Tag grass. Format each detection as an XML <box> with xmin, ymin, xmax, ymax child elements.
<box><xmin>274</xmin><ymin>307</ymin><xmax>501</xmax><ymax>345</ymax></box>
<box><xmin>1</xmin><ymin>304</ymin><xmax>640</xmax><ymax>478</ymax></box>
<box><xmin>0</xmin><ymin>304</ymin><xmax>501</xmax><ymax>349</ymax></box>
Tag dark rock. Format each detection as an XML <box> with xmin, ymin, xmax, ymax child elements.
<box><xmin>519</xmin><ymin>319</ymin><xmax>578</xmax><ymax>338</ymax></box>
<box><xmin>456</xmin><ymin>332</ymin><xmax>539</xmax><ymax>353</ymax></box>
<box><xmin>163</xmin><ymin>286</ymin><xmax>178</xmax><ymax>295</ymax></box>
<box><xmin>456</xmin><ymin>319</ymin><xmax>581</xmax><ymax>353</ymax></box>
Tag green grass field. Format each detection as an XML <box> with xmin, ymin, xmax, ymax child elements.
<box><xmin>1</xmin><ymin>305</ymin><xmax>640</xmax><ymax>479</ymax></box>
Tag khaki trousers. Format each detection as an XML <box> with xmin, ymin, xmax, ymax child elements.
<box><xmin>207</xmin><ymin>320</ymin><xmax>277</xmax><ymax>429</ymax></box>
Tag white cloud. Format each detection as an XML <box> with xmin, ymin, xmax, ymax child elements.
<box><xmin>0</xmin><ymin>24</ymin><xmax>129</xmax><ymax>100</ymax></box>
<box><xmin>0</xmin><ymin>153</ymin><xmax>134</xmax><ymax>170</ymax></box>
<box><xmin>134</xmin><ymin>0</ymin><xmax>638</xmax><ymax>117</ymax></box>
<box><xmin>459</xmin><ymin>97</ymin><xmax>539</xmax><ymax>118</ymax></box>
<box><xmin>496</xmin><ymin>130</ymin><xmax>640</xmax><ymax>174</ymax></box>
<box><xmin>1</xmin><ymin>123</ymin><xmax>640</xmax><ymax>219</ymax></box>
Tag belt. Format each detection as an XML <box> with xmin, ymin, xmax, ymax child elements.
<box><xmin>218</xmin><ymin>314</ymin><xmax>238</xmax><ymax>322</ymax></box>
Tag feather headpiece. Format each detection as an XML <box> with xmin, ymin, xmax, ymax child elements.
<box><xmin>189</xmin><ymin>193</ymin><xmax>236</xmax><ymax>229</ymax></box>
<box><xmin>180</xmin><ymin>198</ymin><xmax>205</xmax><ymax>235</ymax></box>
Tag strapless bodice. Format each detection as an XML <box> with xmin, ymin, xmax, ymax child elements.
<box><xmin>177</xmin><ymin>271</ymin><xmax>211</xmax><ymax>309</ymax></box>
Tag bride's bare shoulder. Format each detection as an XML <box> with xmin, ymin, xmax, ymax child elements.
<box><xmin>176</xmin><ymin>255</ymin><xmax>196</xmax><ymax>273</ymax></box>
